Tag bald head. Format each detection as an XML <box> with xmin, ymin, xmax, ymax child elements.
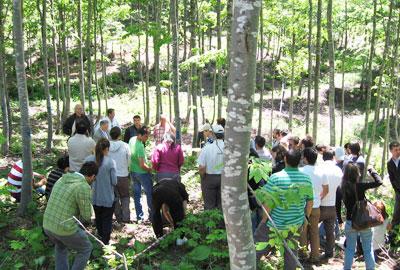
<box><xmin>75</xmin><ymin>104</ymin><xmax>84</xmax><ymax>117</ymax></box>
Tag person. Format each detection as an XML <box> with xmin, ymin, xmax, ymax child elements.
<box><xmin>197</xmin><ymin>124</ymin><xmax>224</xmax><ymax>210</ymax></box>
<box><xmin>288</xmin><ymin>135</ymin><xmax>300</xmax><ymax>150</ymax></box>
<box><xmin>130</xmin><ymin>126</ymin><xmax>153</xmax><ymax>222</ymax></box>
<box><xmin>346</xmin><ymin>142</ymin><xmax>365</xmax><ymax>173</ymax></box>
<box><xmin>372</xmin><ymin>200</ymin><xmax>390</xmax><ymax>260</ymax></box>
<box><xmin>272</xmin><ymin>128</ymin><xmax>283</xmax><ymax>148</ymax></box>
<box><xmin>335</xmin><ymin>147</ymin><xmax>346</xmax><ymax>227</ymax></box>
<box><xmin>341</xmin><ymin>163</ymin><xmax>382</xmax><ymax>270</ymax></box>
<box><xmin>93</xmin><ymin>120</ymin><xmax>110</xmax><ymax>142</ymax></box>
<box><xmin>108</xmin><ymin>127</ymin><xmax>131</xmax><ymax>223</ymax></box>
<box><xmin>152</xmin><ymin>179</ymin><xmax>189</xmax><ymax>238</ymax></box>
<box><xmin>318</xmin><ymin>149</ymin><xmax>343</xmax><ymax>259</ymax></box>
<box><xmin>124</xmin><ymin>115</ymin><xmax>142</xmax><ymax>143</ymax></box>
<box><xmin>216</xmin><ymin>118</ymin><xmax>226</xmax><ymax>128</ymax></box>
<box><xmin>85</xmin><ymin>139</ymin><xmax>117</xmax><ymax>245</ymax></box>
<box><xmin>95</xmin><ymin>108</ymin><xmax>120</xmax><ymax>132</ymax></box>
<box><xmin>43</xmin><ymin>161</ymin><xmax>98</xmax><ymax>270</ymax></box>
<box><xmin>270</xmin><ymin>144</ymin><xmax>287</xmax><ymax>174</ymax></box>
<box><xmin>62</xmin><ymin>104</ymin><xmax>91</xmax><ymax>136</ymax></box>
<box><xmin>335</xmin><ymin>146</ymin><xmax>346</xmax><ymax>170</ymax></box>
<box><xmin>300</xmin><ymin>135</ymin><xmax>315</xmax><ymax>150</ymax></box>
<box><xmin>344</xmin><ymin>142</ymin><xmax>351</xmax><ymax>157</ymax></box>
<box><xmin>299</xmin><ymin>147</ymin><xmax>328</xmax><ymax>263</ymax></box>
<box><xmin>7</xmin><ymin>160</ymin><xmax>47</xmax><ymax>202</ymax></box>
<box><xmin>45</xmin><ymin>156</ymin><xmax>70</xmax><ymax>200</ymax></box>
<box><xmin>387</xmin><ymin>141</ymin><xmax>400</xmax><ymax>247</ymax></box>
<box><xmin>198</xmin><ymin>123</ymin><xmax>214</xmax><ymax>148</ymax></box>
<box><xmin>67</xmin><ymin>120</ymin><xmax>96</xmax><ymax>172</ymax></box>
<box><xmin>151</xmin><ymin>133</ymin><xmax>184</xmax><ymax>182</ymax></box>
<box><xmin>153</xmin><ymin>114</ymin><xmax>176</xmax><ymax>145</ymax></box>
<box><xmin>254</xmin><ymin>135</ymin><xmax>272</xmax><ymax>160</ymax></box>
<box><xmin>254</xmin><ymin>149</ymin><xmax>314</xmax><ymax>270</ymax></box>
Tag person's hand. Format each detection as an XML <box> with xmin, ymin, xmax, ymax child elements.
<box><xmin>367</xmin><ymin>165</ymin><xmax>374</xmax><ymax>172</ymax></box>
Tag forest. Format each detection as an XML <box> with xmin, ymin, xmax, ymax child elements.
<box><xmin>1</xmin><ymin>0</ymin><xmax>400</xmax><ymax>269</ymax></box>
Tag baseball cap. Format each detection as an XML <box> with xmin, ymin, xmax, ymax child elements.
<box><xmin>200</xmin><ymin>123</ymin><xmax>212</xmax><ymax>132</ymax></box>
<box><xmin>212</xmin><ymin>124</ymin><xmax>224</xmax><ymax>134</ymax></box>
<box><xmin>334</xmin><ymin>147</ymin><xmax>345</xmax><ymax>161</ymax></box>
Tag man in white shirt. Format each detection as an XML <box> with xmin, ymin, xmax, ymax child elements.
<box><xmin>299</xmin><ymin>147</ymin><xmax>329</xmax><ymax>263</ymax></box>
<box><xmin>197</xmin><ymin>124</ymin><xmax>224</xmax><ymax>210</ymax></box>
<box><xmin>254</xmin><ymin>135</ymin><xmax>272</xmax><ymax>160</ymax></box>
<box><xmin>95</xmin><ymin>108</ymin><xmax>120</xmax><ymax>132</ymax></box>
<box><xmin>319</xmin><ymin>149</ymin><xmax>343</xmax><ymax>259</ymax></box>
<box><xmin>93</xmin><ymin>120</ymin><xmax>110</xmax><ymax>142</ymax></box>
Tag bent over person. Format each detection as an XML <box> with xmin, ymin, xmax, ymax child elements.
<box><xmin>43</xmin><ymin>162</ymin><xmax>98</xmax><ymax>270</ymax></box>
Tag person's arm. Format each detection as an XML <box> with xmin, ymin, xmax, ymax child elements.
<box><xmin>388</xmin><ymin>162</ymin><xmax>400</xmax><ymax>193</ymax></box>
<box><xmin>62</xmin><ymin>115</ymin><xmax>73</xmax><ymax>135</ymax></box>
<box><xmin>110</xmin><ymin>160</ymin><xmax>118</xmax><ymax>186</ymax></box>
<box><xmin>85</xmin><ymin>116</ymin><xmax>92</xmax><ymax>134</ymax></box>
<box><xmin>162</xmin><ymin>204</ymin><xmax>174</xmax><ymax>228</ymax></box>
<box><xmin>261</xmin><ymin>204</ymin><xmax>271</xmax><ymax>223</ymax></box>
<box><xmin>335</xmin><ymin>186</ymin><xmax>344</xmax><ymax>224</ymax></box>
<box><xmin>77</xmin><ymin>185</ymin><xmax>93</xmax><ymax>222</ymax></box>
<box><xmin>151</xmin><ymin>148</ymin><xmax>160</xmax><ymax>171</ymax></box>
<box><xmin>123</xmin><ymin>128</ymin><xmax>131</xmax><ymax>143</ymax></box>
<box><xmin>320</xmin><ymin>184</ymin><xmax>329</xmax><ymax>200</ymax></box>
<box><xmin>178</xmin><ymin>146</ymin><xmax>184</xmax><ymax>169</ymax></box>
<box><xmin>360</xmin><ymin>167</ymin><xmax>383</xmax><ymax>190</ymax></box>
<box><xmin>168</xmin><ymin>121</ymin><xmax>176</xmax><ymax>135</ymax></box>
<box><xmin>198</xmin><ymin>149</ymin><xmax>206</xmax><ymax>176</ymax></box>
<box><xmin>152</xmin><ymin>200</ymin><xmax>164</xmax><ymax>238</ymax></box>
<box><xmin>305</xmin><ymin>200</ymin><xmax>313</xmax><ymax>218</ymax></box>
<box><xmin>33</xmin><ymin>177</ymin><xmax>47</xmax><ymax>188</ymax></box>
<box><xmin>139</xmin><ymin>157</ymin><xmax>152</xmax><ymax>172</ymax></box>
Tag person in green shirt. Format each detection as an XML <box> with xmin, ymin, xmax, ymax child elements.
<box><xmin>129</xmin><ymin>126</ymin><xmax>153</xmax><ymax>222</ymax></box>
<box><xmin>43</xmin><ymin>161</ymin><xmax>98</xmax><ymax>270</ymax></box>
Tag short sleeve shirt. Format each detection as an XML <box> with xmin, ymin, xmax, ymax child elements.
<box><xmin>130</xmin><ymin>138</ymin><xmax>147</xmax><ymax>173</ymax></box>
<box><xmin>197</xmin><ymin>140</ymin><xmax>224</xmax><ymax>174</ymax></box>
<box><xmin>300</xmin><ymin>165</ymin><xmax>328</xmax><ymax>208</ymax></box>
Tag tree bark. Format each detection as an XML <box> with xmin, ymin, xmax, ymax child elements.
<box><xmin>0</xmin><ymin>0</ymin><xmax>9</xmax><ymax>155</ymax></box>
<box><xmin>312</xmin><ymin>0</ymin><xmax>322</xmax><ymax>141</ymax></box>
<box><xmin>154</xmin><ymin>0</ymin><xmax>162</xmax><ymax>123</ymax></box>
<box><xmin>288</xmin><ymin>32</ymin><xmax>295</xmax><ymax>131</ymax></box>
<box><xmin>77</xmin><ymin>0</ymin><xmax>85</xmax><ymax>110</ymax></box>
<box><xmin>340</xmin><ymin>0</ymin><xmax>348</xmax><ymax>146</ymax></box>
<box><xmin>189</xmin><ymin>0</ymin><xmax>198</xmax><ymax>147</ymax></box>
<box><xmin>144</xmin><ymin>6</ymin><xmax>150</xmax><ymax>126</ymax></box>
<box><xmin>305</xmin><ymin>0</ymin><xmax>312</xmax><ymax>135</ymax></box>
<box><xmin>257</xmin><ymin>5</ymin><xmax>264</xmax><ymax>136</ymax></box>
<box><xmin>93</xmin><ymin>0</ymin><xmax>101</xmax><ymax>121</ymax></box>
<box><xmin>222</xmin><ymin>0</ymin><xmax>261</xmax><ymax>268</ymax></box>
<box><xmin>60</xmin><ymin>5</ymin><xmax>71</xmax><ymax>121</ymax></box>
<box><xmin>50</xmin><ymin>0</ymin><xmax>61</xmax><ymax>134</ymax></box>
<box><xmin>327</xmin><ymin>0</ymin><xmax>335</xmax><ymax>146</ymax></box>
<box><xmin>86</xmin><ymin>0</ymin><xmax>94</xmax><ymax>124</ymax></box>
<box><xmin>100</xmin><ymin>14</ymin><xmax>108</xmax><ymax>111</ymax></box>
<box><xmin>217</xmin><ymin>0</ymin><xmax>223</xmax><ymax>119</ymax></box>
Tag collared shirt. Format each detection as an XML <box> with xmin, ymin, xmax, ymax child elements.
<box><xmin>392</xmin><ymin>158</ymin><xmax>400</xmax><ymax>168</ymax></box>
<box><xmin>197</xmin><ymin>140</ymin><xmax>224</xmax><ymax>175</ymax></box>
<box><xmin>320</xmin><ymin>160</ymin><xmax>343</xmax><ymax>207</ymax></box>
<box><xmin>153</xmin><ymin>125</ymin><xmax>166</xmax><ymax>145</ymax></box>
<box><xmin>95</xmin><ymin>116</ymin><xmax>120</xmax><ymax>132</ymax></box>
<box><xmin>300</xmin><ymin>165</ymin><xmax>328</xmax><ymax>208</ymax></box>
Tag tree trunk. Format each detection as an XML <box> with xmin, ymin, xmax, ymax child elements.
<box><xmin>145</xmin><ymin>8</ymin><xmax>150</xmax><ymax>126</ymax></box>
<box><xmin>93</xmin><ymin>0</ymin><xmax>101</xmax><ymax>121</ymax></box>
<box><xmin>312</xmin><ymin>0</ymin><xmax>322</xmax><ymax>141</ymax></box>
<box><xmin>257</xmin><ymin>5</ymin><xmax>264</xmax><ymax>136</ymax></box>
<box><xmin>60</xmin><ymin>6</ymin><xmax>70</xmax><ymax>121</ymax></box>
<box><xmin>222</xmin><ymin>0</ymin><xmax>261</xmax><ymax>268</ymax></box>
<box><xmin>217</xmin><ymin>0</ymin><xmax>222</xmax><ymax>119</ymax></box>
<box><xmin>340</xmin><ymin>0</ymin><xmax>348</xmax><ymax>146</ymax></box>
<box><xmin>393</xmin><ymin>12</ymin><xmax>400</xmax><ymax>141</ymax></box>
<box><xmin>77</xmin><ymin>0</ymin><xmax>85</xmax><ymax>110</ymax></box>
<box><xmin>100</xmin><ymin>14</ymin><xmax>108</xmax><ymax>111</ymax></box>
<box><xmin>327</xmin><ymin>0</ymin><xmax>335</xmax><ymax>146</ymax></box>
<box><xmin>0</xmin><ymin>0</ymin><xmax>9</xmax><ymax>155</ymax></box>
<box><xmin>154</xmin><ymin>0</ymin><xmax>162</xmax><ymax>123</ymax></box>
<box><xmin>190</xmin><ymin>0</ymin><xmax>198</xmax><ymax>147</ymax></box>
<box><xmin>86</xmin><ymin>0</ymin><xmax>94</xmax><ymax>125</ymax></box>
<box><xmin>288</xmin><ymin>32</ymin><xmax>295</xmax><ymax>131</ymax></box>
<box><xmin>13</xmin><ymin>0</ymin><xmax>34</xmax><ymax>215</ymax></box>
<box><xmin>138</xmin><ymin>36</ymin><xmax>146</xmax><ymax>120</ymax></box>
<box><xmin>305</xmin><ymin>0</ymin><xmax>312</xmax><ymax>135</ymax></box>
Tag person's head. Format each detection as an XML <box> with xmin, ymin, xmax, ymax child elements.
<box><xmin>334</xmin><ymin>147</ymin><xmax>346</xmax><ymax>162</ymax></box>
<box><xmin>110</xmin><ymin>127</ymin><xmax>121</xmax><ymax>141</ymax></box>
<box><xmin>271</xmin><ymin>145</ymin><xmax>288</xmax><ymax>162</ymax></box>
<box><xmin>302</xmin><ymin>147</ymin><xmax>318</xmax><ymax>166</ymax></box>
<box><xmin>107</xmin><ymin>108</ymin><xmax>115</xmax><ymax>120</ymax></box>
<box><xmin>137</xmin><ymin>126</ymin><xmax>149</xmax><ymax>142</ymax></box>
<box><xmin>300</xmin><ymin>135</ymin><xmax>314</xmax><ymax>150</ymax></box>
<box><xmin>160</xmin><ymin>114</ymin><xmax>167</xmax><ymax>126</ymax></box>
<box><xmin>349</xmin><ymin>142</ymin><xmax>361</xmax><ymax>156</ymax></box>
<box><xmin>99</xmin><ymin>120</ymin><xmax>109</xmax><ymax>132</ymax></box>
<box><xmin>212</xmin><ymin>124</ymin><xmax>224</xmax><ymax>140</ymax></box>
<box><xmin>200</xmin><ymin>123</ymin><xmax>213</xmax><ymax>139</ymax></box>
<box><xmin>373</xmin><ymin>200</ymin><xmax>388</xmax><ymax>219</ymax></box>
<box><xmin>57</xmin><ymin>156</ymin><xmax>70</xmax><ymax>172</ymax></box>
<box><xmin>284</xmin><ymin>149</ymin><xmax>302</xmax><ymax>168</ymax></box>
<box><xmin>344</xmin><ymin>142</ymin><xmax>351</xmax><ymax>155</ymax></box>
<box><xmin>322</xmin><ymin>149</ymin><xmax>335</xmax><ymax>161</ymax></box>
<box><xmin>254</xmin><ymin>135</ymin><xmax>266</xmax><ymax>150</ymax></box>
<box><xmin>217</xmin><ymin>118</ymin><xmax>226</xmax><ymax>128</ymax></box>
<box><xmin>95</xmin><ymin>138</ymin><xmax>110</xmax><ymax>166</ymax></box>
<box><xmin>316</xmin><ymin>144</ymin><xmax>327</xmax><ymax>154</ymax></box>
<box><xmin>75</xmin><ymin>120</ymin><xmax>88</xmax><ymax>135</ymax></box>
<box><xmin>288</xmin><ymin>136</ymin><xmax>300</xmax><ymax>150</ymax></box>
<box><xmin>79</xmin><ymin>161</ymin><xmax>99</xmax><ymax>185</ymax></box>
<box><xmin>133</xmin><ymin>115</ymin><xmax>141</xmax><ymax>128</ymax></box>
<box><xmin>163</xmin><ymin>133</ymin><xmax>176</xmax><ymax>147</ymax></box>
<box><xmin>272</xmin><ymin>129</ymin><xmax>282</xmax><ymax>140</ymax></box>
<box><xmin>74</xmin><ymin>104</ymin><xmax>84</xmax><ymax>117</ymax></box>
<box><xmin>389</xmin><ymin>141</ymin><xmax>400</xmax><ymax>159</ymax></box>
<box><xmin>342</xmin><ymin>162</ymin><xmax>360</xmax><ymax>199</ymax></box>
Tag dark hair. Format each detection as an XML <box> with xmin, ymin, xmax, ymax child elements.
<box><xmin>316</xmin><ymin>144</ymin><xmax>327</xmax><ymax>152</ymax></box>
<box><xmin>281</xmin><ymin>129</ymin><xmax>289</xmax><ymax>137</ymax></box>
<box><xmin>301</xmin><ymin>135</ymin><xmax>314</xmax><ymax>148</ymax></box>
<box><xmin>79</xmin><ymin>161</ymin><xmax>99</xmax><ymax>177</ymax></box>
<box><xmin>57</xmin><ymin>156</ymin><xmax>69</xmax><ymax>170</ymax></box>
<box><xmin>285</xmin><ymin>149</ymin><xmax>302</xmax><ymax>167</ymax></box>
<box><xmin>288</xmin><ymin>136</ymin><xmax>300</xmax><ymax>145</ymax></box>
<box><xmin>271</xmin><ymin>145</ymin><xmax>288</xmax><ymax>162</ymax></box>
<box><xmin>217</xmin><ymin>118</ymin><xmax>226</xmax><ymax>128</ymax></box>
<box><xmin>341</xmin><ymin>162</ymin><xmax>360</xmax><ymax>201</ymax></box>
<box><xmin>100</xmin><ymin>119</ymin><xmax>108</xmax><ymax>126</ymax></box>
<box><xmin>349</xmin><ymin>142</ymin><xmax>361</xmax><ymax>156</ymax></box>
<box><xmin>133</xmin><ymin>115</ymin><xmax>141</xmax><ymax>120</ymax></box>
<box><xmin>110</xmin><ymin>127</ymin><xmax>121</xmax><ymax>140</ymax></box>
<box><xmin>215</xmin><ymin>133</ymin><xmax>224</xmax><ymax>140</ymax></box>
<box><xmin>75</xmin><ymin>120</ymin><xmax>88</xmax><ymax>135</ymax></box>
<box><xmin>137</xmin><ymin>126</ymin><xmax>149</xmax><ymax>136</ymax></box>
<box><xmin>389</xmin><ymin>141</ymin><xmax>400</xmax><ymax>151</ymax></box>
<box><xmin>255</xmin><ymin>135</ymin><xmax>266</xmax><ymax>148</ymax></box>
<box><xmin>373</xmin><ymin>201</ymin><xmax>388</xmax><ymax>219</ymax></box>
<box><xmin>273</xmin><ymin>128</ymin><xmax>281</xmax><ymax>135</ymax></box>
<box><xmin>107</xmin><ymin>108</ymin><xmax>115</xmax><ymax>116</ymax></box>
<box><xmin>344</xmin><ymin>143</ymin><xmax>350</xmax><ymax>149</ymax></box>
<box><xmin>322</xmin><ymin>149</ymin><xmax>335</xmax><ymax>161</ymax></box>
<box><xmin>95</xmin><ymin>138</ymin><xmax>110</xmax><ymax>166</ymax></box>
<box><xmin>303</xmin><ymin>147</ymin><xmax>318</xmax><ymax>165</ymax></box>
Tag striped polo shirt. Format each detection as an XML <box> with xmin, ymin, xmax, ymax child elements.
<box><xmin>7</xmin><ymin>161</ymin><xmax>23</xmax><ymax>193</ymax></box>
<box><xmin>264</xmin><ymin>167</ymin><xmax>314</xmax><ymax>230</ymax></box>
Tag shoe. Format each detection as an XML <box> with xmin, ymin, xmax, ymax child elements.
<box><xmin>320</xmin><ymin>253</ymin><xmax>333</xmax><ymax>261</ymax></box>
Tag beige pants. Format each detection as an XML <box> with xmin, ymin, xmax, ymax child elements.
<box><xmin>300</xmin><ymin>207</ymin><xmax>321</xmax><ymax>260</ymax></box>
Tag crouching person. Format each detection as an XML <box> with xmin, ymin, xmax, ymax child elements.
<box><xmin>43</xmin><ymin>161</ymin><xmax>98</xmax><ymax>270</ymax></box>
<box><xmin>152</xmin><ymin>179</ymin><xmax>188</xmax><ymax>238</ymax></box>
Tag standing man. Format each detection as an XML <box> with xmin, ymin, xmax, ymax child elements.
<box><xmin>130</xmin><ymin>126</ymin><xmax>153</xmax><ymax>222</ymax></box>
<box><xmin>93</xmin><ymin>120</ymin><xmax>110</xmax><ymax>142</ymax></box>
<box><xmin>153</xmin><ymin>114</ymin><xmax>176</xmax><ymax>145</ymax></box>
<box><xmin>63</xmin><ymin>104</ymin><xmax>91</xmax><ymax>136</ymax></box>
<box><xmin>197</xmin><ymin>124</ymin><xmax>224</xmax><ymax>210</ymax></box>
<box><xmin>124</xmin><ymin>115</ymin><xmax>142</xmax><ymax>143</ymax></box>
<box><xmin>198</xmin><ymin>123</ymin><xmax>214</xmax><ymax>148</ymax></box>
<box><xmin>255</xmin><ymin>149</ymin><xmax>314</xmax><ymax>269</ymax></box>
<box><xmin>43</xmin><ymin>161</ymin><xmax>98</xmax><ymax>270</ymax></box>
<box><xmin>387</xmin><ymin>141</ymin><xmax>400</xmax><ymax>246</ymax></box>
<box><xmin>95</xmin><ymin>108</ymin><xmax>120</xmax><ymax>132</ymax></box>
<box><xmin>68</xmin><ymin>121</ymin><xmax>96</xmax><ymax>172</ymax></box>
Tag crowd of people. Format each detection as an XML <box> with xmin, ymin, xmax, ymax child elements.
<box><xmin>5</xmin><ymin>105</ymin><xmax>400</xmax><ymax>269</ymax></box>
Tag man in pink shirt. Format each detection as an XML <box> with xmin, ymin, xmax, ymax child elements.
<box><xmin>153</xmin><ymin>115</ymin><xmax>176</xmax><ymax>145</ymax></box>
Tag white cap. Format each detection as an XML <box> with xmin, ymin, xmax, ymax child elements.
<box><xmin>200</xmin><ymin>123</ymin><xmax>212</xmax><ymax>132</ymax></box>
<box><xmin>335</xmin><ymin>147</ymin><xmax>346</xmax><ymax>161</ymax></box>
<box><xmin>212</xmin><ymin>124</ymin><xmax>224</xmax><ymax>134</ymax></box>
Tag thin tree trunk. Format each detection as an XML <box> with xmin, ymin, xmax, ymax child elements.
<box><xmin>93</xmin><ymin>0</ymin><xmax>101</xmax><ymax>121</ymax></box>
<box><xmin>182</xmin><ymin>0</ymin><xmax>187</xmax><ymax>61</ymax></box>
<box><xmin>60</xmin><ymin>6</ymin><xmax>70</xmax><ymax>121</ymax></box>
<box><xmin>340</xmin><ymin>0</ymin><xmax>348</xmax><ymax>146</ymax></box>
<box><xmin>0</xmin><ymin>0</ymin><xmax>9</xmax><ymax>155</ymax></box>
<box><xmin>312</xmin><ymin>0</ymin><xmax>322</xmax><ymax>141</ymax></box>
<box><xmin>138</xmin><ymin>36</ymin><xmax>146</xmax><ymax>120</ymax></box>
<box><xmin>86</xmin><ymin>0</ymin><xmax>94</xmax><ymax>125</ymax></box>
<box><xmin>77</xmin><ymin>0</ymin><xmax>85</xmax><ymax>110</ymax></box>
<box><xmin>154</xmin><ymin>0</ymin><xmax>162</xmax><ymax>122</ymax></box>
<box><xmin>190</xmin><ymin>0</ymin><xmax>198</xmax><ymax>147</ymax></box>
<box><xmin>222</xmin><ymin>0</ymin><xmax>261</xmax><ymax>268</ymax></box>
<box><xmin>212</xmin><ymin>65</ymin><xmax>217</xmax><ymax>123</ymax></box>
<box><xmin>327</xmin><ymin>0</ymin><xmax>335</xmax><ymax>146</ymax></box>
<box><xmin>145</xmin><ymin>8</ymin><xmax>150</xmax><ymax>125</ymax></box>
<box><xmin>217</xmin><ymin>0</ymin><xmax>222</xmax><ymax>119</ymax></box>
<box><xmin>393</xmin><ymin>12</ymin><xmax>400</xmax><ymax>141</ymax></box>
<box><xmin>50</xmin><ymin>0</ymin><xmax>61</xmax><ymax>134</ymax></box>
<box><xmin>100</xmin><ymin>14</ymin><xmax>108</xmax><ymax>111</ymax></box>
<box><xmin>288</xmin><ymin>32</ymin><xmax>295</xmax><ymax>131</ymax></box>
<box><xmin>257</xmin><ymin>5</ymin><xmax>264</xmax><ymax>136</ymax></box>
<box><xmin>382</xmin><ymin>100</ymin><xmax>390</xmax><ymax>177</ymax></box>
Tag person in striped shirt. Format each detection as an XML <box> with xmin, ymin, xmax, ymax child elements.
<box><xmin>7</xmin><ymin>160</ymin><xmax>47</xmax><ymax>202</ymax></box>
<box><xmin>45</xmin><ymin>156</ymin><xmax>70</xmax><ymax>200</ymax></box>
<box><xmin>255</xmin><ymin>149</ymin><xmax>314</xmax><ymax>270</ymax></box>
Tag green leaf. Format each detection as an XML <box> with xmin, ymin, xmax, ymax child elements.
<box><xmin>134</xmin><ymin>240</ymin><xmax>147</xmax><ymax>253</ymax></box>
<box><xmin>10</xmin><ymin>240</ymin><xmax>26</xmax><ymax>250</ymax></box>
<box><xmin>34</xmin><ymin>256</ymin><xmax>46</xmax><ymax>266</ymax></box>
<box><xmin>188</xmin><ymin>245</ymin><xmax>211</xmax><ymax>261</ymax></box>
<box><xmin>255</xmin><ymin>242</ymin><xmax>268</xmax><ymax>251</ymax></box>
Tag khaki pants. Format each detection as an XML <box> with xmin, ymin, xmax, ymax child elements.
<box><xmin>300</xmin><ymin>207</ymin><xmax>320</xmax><ymax>260</ymax></box>
<box><xmin>319</xmin><ymin>206</ymin><xmax>336</xmax><ymax>256</ymax></box>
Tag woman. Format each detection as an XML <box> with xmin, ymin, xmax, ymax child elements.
<box><xmin>270</xmin><ymin>144</ymin><xmax>287</xmax><ymax>174</ymax></box>
<box><xmin>342</xmin><ymin>162</ymin><xmax>382</xmax><ymax>270</ymax></box>
<box><xmin>151</xmin><ymin>133</ymin><xmax>184</xmax><ymax>182</ymax></box>
<box><xmin>85</xmin><ymin>138</ymin><xmax>117</xmax><ymax>244</ymax></box>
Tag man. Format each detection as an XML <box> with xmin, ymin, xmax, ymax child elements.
<box><xmin>387</xmin><ymin>141</ymin><xmax>400</xmax><ymax>246</ymax></box>
<box><xmin>272</xmin><ymin>128</ymin><xmax>283</xmax><ymax>148</ymax></box>
<box><xmin>255</xmin><ymin>149</ymin><xmax>314</xmax><ymax>269</ymax></box>
<box><xmin>7</xmin><ymin>160</ymin><xmax>47</xmax><ymax>202</ymax></box>
<box><xmin>67</xmin><ymin>121</ymin><xmax>96</xmax><ymax>172</ymax></box>
<box><xmin>254</xmin><ymin>135</ymin><xmax>272</xmax><ymax>160</ymax></box>
<box><xmin>319</xmin><ymin>149</ymin><xmax>343</xmax><ymax>259</ymax></box>
<box><xmin>109</xmin><ymin>127</ymin><xmax>131</xmax><ymax>223</ymax></box>
<box><xmin>198</xmin><ymin>123</ymin><xmax>214</xmax><ymax>148</ymax></box>
<box><xmin>197</xmin><ymin>124</ymin><xmax>224</xmax><ymax>210</ymax></box>
<box><xmin>63</xmin><ymin>104</ymin><xmax>91</xmax><ymax>136</ymax></box>
<box><xmin>288</xmin><ymin>135</ymin><xmax>300</xmax><ymax>150</ymax></box>
<box><xmin>43</xmin><ymin>162</ymin><xmax>98</xmax><ymax>270</ymax></box>
<box><xmin>152</xmin><ymin>179</ymin><xmax>188</xmax><ymax>238</ymax></box>
<box><xmin>93</xmin><ymin>120</ymin><xmax>110</xmax><ymax>142</ymax></box>
<box><xmin>129</xmin><ymin>126</ymin><xmax>153</xmax><ymax>222</ymax></box>
<box><xmin>299</xmin><ymin>147</ymin><xmax>328</xmax><ymax>263</ymax></box>
<box><xmin>95</xmin><ymin>108</ymin><xmax>120</xmax><ymax>132</ymax></box>
<box><xmin>45</xmin><ymin>156</ymin><xmax>70</xmax><ymax>200</ymax></box>
<box><xmin>124</xmin><ymin>115</ymin><xmax>142</xmax><ymax>143</ymax></box>
<box><xmin>345</xmin><ymin>142</ymin><xmax>365</xmax><ymax>173</ymax></box>
<box><xmin>300</xmin><ymin>135</ymin><xmax>315</xmax><ymax>150</ymax></box>
<box><xmin>153</xmin><ymin>114</ymin><xmax>176</xmax><ymax>145</ymax></box>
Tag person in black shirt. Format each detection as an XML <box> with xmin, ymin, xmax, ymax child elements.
<box><xmin>387</xmin><ymin>141</ymin><xmax>400</xmax><ymax>247</ymax></box>
<box><xmin>123</xmin><ymin>115</ymin><xmax>142</xmax><ymax>143</ymax></box>
<box><xmin>270</xmin><ymin>145</ymin><xmax>287</xmax><ymax>174</ymax></box>
<box><xmin>151</xmin><ymin>180</ymin><xmax>189</xmax><ymax>238</ymax></box>
<box><xmin>62</xmin><ymin>104</ymin><xmax>91</xmax><ymax>136</ymax></box>
<box><xmin>45</xmin><ymin>156</ymin><xmax>70</xmax><ymax>200</ymax></box>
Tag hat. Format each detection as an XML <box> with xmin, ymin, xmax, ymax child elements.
<box><xmin>200</xmin><ymin>123</ymin><xmax>212</xmax><ymax>132</ymax></box>
<box><xmin>212</xmin><ymin>124</ymin><xmax>224</xmax><ymax>134</ymax></box>
<box><xmin>334</xmin><ymin>147</ymin><xmax>345</xmax><ymax>161</ymax></box>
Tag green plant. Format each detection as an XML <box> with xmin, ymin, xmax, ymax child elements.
<box><xmin>248</xmin><ymin>158</ymin><xmax>272</xmax><ymax>183</ymax></box>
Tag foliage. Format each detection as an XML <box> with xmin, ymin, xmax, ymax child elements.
<box><xmin>248</xmin><ymin>158</ymin><xmax>272</xmax><ymax>184</ymax></box>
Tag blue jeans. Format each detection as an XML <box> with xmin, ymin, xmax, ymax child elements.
<box><xmin>344</xmin><ymin>220</ymin><xmax>375</xmax><ymax>270</ymax></box>
<box><xmin>131</xmin><ymin>172</ymin><xmax>153</xmax><ymax>221</ymax></box>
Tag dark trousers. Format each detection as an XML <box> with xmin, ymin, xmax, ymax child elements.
<box><xmin>114</xmin><ymin>176</ymin><xmax>130</xmax><ymax>222</ymax></box>
<box><xmin>200</xmin><ymin>174</ymin><xmax>221</xmax><ymax>210</ymax></box>
<box><xmin>93</xmin><ymin>204</ymin><xmax>115</xmax><ymax>245</ymax></box>
<box><xmin>390</xmin><ymin>193</ymin><xmax>400</xmax><ymax>246</ymax></box>
<box><xmin>319</xmin><ymin>206</ymin><xmax>336</xmax><ymax>256</ymax></box>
